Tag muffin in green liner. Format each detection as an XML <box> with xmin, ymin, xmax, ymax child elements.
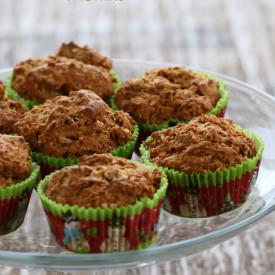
<box><xmin>14</xmin><ymin>90</ymin><xmax>139</xmax><ymax>175</ymax></box>
<box><xmin>0</xmin><ymin>135</ymin><xmax>40</xmax><ymax>235</ymax></box>
<box><xmin>140</xmin><ymin>115</ymin><xmax>264</xmax><ymax>217</ymax></box>
<box><xmin>112</xmin><ymin>68</ymin><xmax>229</xmax><ymax>133</ymax></box>
<box><xmin>0</xmin><ymin>163</ymin><xmax>40</xmax><ymax>235</ymax></box>
<box><xmin>0</xmin><ymin>134</ymin><xmax>40</xmax><ymax>235</ymax></box>
<box><xmin>6</xmin><ymin>69</ymin><xmax>121</xmax><ymax>110</ymax></box>
<box><xmin>37</xmin><ymin>154</ymin><xmax>168</xmax><ymax>253</ymax></box>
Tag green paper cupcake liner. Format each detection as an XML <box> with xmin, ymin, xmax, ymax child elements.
<box><xmin>37</xmin><ymin>166</ymin><xmax>168</xmax><ymax>253</ymax></box>
<box><xmin>111</xmin><ymin>73</ymin><xmax>229</xmax><ymax>132</ymax></box>
<box><xmin>141</xmin><ymin>128</ymin><xmax>263</xmax><ymax>187</ymax></box>
<box><xmin>140</xmin><ymin>127</ymin><xmax>264</xmax><ymax>217</ymax></box>
<box><xmin>0</xmin><ymin>163</ymin><xmax>40</xmax><ymax>235</ymax></box>
<box><xmin>37</xmin><ymin>167</ymin><xmax>168</xmax><ymax>220</ymax></box>
<box><xmin>5</xmin><ymin>74</ymin><xmax>40</xmax><ymax>109</ymax></box>
<box><xmin>32</xmin><ymin>124</ymin><xmax>139</xmax><ymax>170</ymax></box>
<box><xmin>0</xmin><ymin>162</ymin><xmax>40</xmax><ymax>200</ymax></box>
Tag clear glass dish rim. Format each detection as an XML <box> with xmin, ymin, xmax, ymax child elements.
<box><xmin>0</xmin><ymin>59</ymin><xmax>275</xmax><ymax>264</ymax></box>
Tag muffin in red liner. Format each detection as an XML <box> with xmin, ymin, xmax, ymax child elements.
<box><xmin>0</xmin><ymin>135</ymin><xmax>40</xmax><ymax>235</ymax></box>
<box><xmin>6</xmin><ymin>41</ymin><xmax>120</xmax><ymax>110</ymax></box>
<box><xmin>37</xmin><ymin>154</ymin><xmax>168</xmax><ymax>253</ymax></box>
<box><xmin>140</xmin><ymin>115</ymin><xmax>264</xmax><ymax>217</ymax></box>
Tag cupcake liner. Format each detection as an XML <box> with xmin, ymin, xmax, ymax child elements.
<box><xmin>5</xmin><ymin>70</ymin><xmax>121</xmax><ymax>109</ymax></box>
<box><xmin>5</xmin><ymin>74</ymin><xmax>40</xmax><ymax>110</ymax></box>
<box><xmin>140</xmin><ymin>128</ymin><xmax>264</xmax><ymax>217</ymax></box>
<box><xmin>37</xmin><ymin>169</ymin><xmax>168</xmax><ymax>253</ymax></box>
<box><xmin>163</xmin><ymin>165</ymin><xmax>260</xmax><ymax>217</ymax></box>
<box><xmin>31</xmin><ymin>124</ymin><xmax>139</xmax><ymax>174</ymax></box>
<box><xmin>0</xmin><ymin>163</ymin><xmax>40</xmax><ymax>235</ymax></box>
<box><xmin>111</xmin><ymin>73</ymin><xmax>229</xmax><ymax>134</ymax></box>
<box><xmin>111</xmin><ymin>124</ymin><xmax>139</xmax><ymax>158</ymax></box>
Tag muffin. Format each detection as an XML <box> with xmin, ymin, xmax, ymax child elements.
<box><xmin>37</xmin><ymin>153</ymin><xmax>168</xmax><ymax>253</ymax></box>
<box><xmin>0</xmin><ymin>81</ymin><xmax>26</xmax><ymax>134</ymax></box>
<box><xmin>113</xmin><ymin>67</ymin><xmax>229</xmax><ymax>147</ymax></box>
<box><xmin>0</xmin><ymin>134</ymin><xmax>40</xmax><ymax>235</ymax></box>
<box><xmin>14</xmin><ymin>90</ymin><xmax>138</xmax><ymax>174</ymax></box>
<box><xmin>140</xmin><ymin>115</ymin><xmax>264</xmax><ymax>217</ymax></box>
<box><xmin>57</xmin><ymin>42</ymin><xmax>121</xmax><ymax>92</ymax></box>
<box><xmin>6</xmin><ymin>56</ymin><xmax>115</xmax><ymax>109</ymax></box>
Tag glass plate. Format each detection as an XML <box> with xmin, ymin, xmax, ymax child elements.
<box><xmin>0</xmin><ymin>59</ymin><xmax>274</xmax><ymax>271</ymax></box>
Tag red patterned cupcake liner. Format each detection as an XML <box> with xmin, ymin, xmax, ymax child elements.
<box><xmin>0</xmin><ymin>163</ymin><xmax>40</xmax><ymax>235</ymax></box>
<box><xmin>164</xmin><ymin>166</ymin><xmax>259</xmax><ymax>217</ymax></box>
<box><xmin>44</xmin><ymin>200</ymin><xmax>163</xmax><ymax>253</ymax></box>
<box><xmin>0</xmin><ymin>190</ymin><xmax>32</xmax><ymax>235</ymax></box>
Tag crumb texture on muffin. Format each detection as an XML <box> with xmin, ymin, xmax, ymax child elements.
<box><xmin>146</xmin><ymin>115</ymin><xmax>257</xmax><ymax>173</ymax></box>
<box><xmin>12</xmin><ymin>56</ymin><xmax>114</xmax><ymax>102</ymax></box>
<box><xmin>57</xmin><ymin>41</ymin><xmax>112</xmax><ymax>70</ymax></box>
<box><xmin>0</xmin><ymin>134</ymin><xmax>30</xmax><ymax>187</ymax></box>
<box><xmin>14</xmin><ymin>90</ymin><xmax>135</xmax><ymax>157</ymax></box>
<box><xmin>0</xmin><ymin>81</ymin><xmax>26</xmax><ymax>134</ymax></box>
<box><xmin>45</xmin><ymin>153</ymin><xmax>161</xmax><ymax>208</ymax></box>
<box><xmin>115</xmin><ymin>67</ymin><xmax>220</xmax><ymax>124</ymax></box>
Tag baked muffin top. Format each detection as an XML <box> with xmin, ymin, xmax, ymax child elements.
<box><xmin>145</xmin><ymin>115</ymin><xmax>257</xmax><ymax>173</ymax></box>
<box><xmin>14</xmin><ymin>90</ymin><xmax>135</xmax><ymax>157</ymax></box>
<box><xmin>12</xmin><ymin>56</ymin><xmax>115</xmax><ymax>102</ymax></box>
<box><xmin>57</xmin><ymin>41</ymin><xmax>112</xmax><ymax>70</ymax></box>
<box><xmin>115</xmin><ymin>67</ymin><xmax>220</xmax><ymax>124</ymax></box>
<box><xmin>0</xmin><ymin>81</ymin><xmax>26</xmax><ymax>134</ymax></box>
<box><xmin>0</xmin><ymin>134</ymin><xmax>31</xmax><ymax>187</ymax></box>
<box><xmin>45</xmin><ymin>153</ymin><xmax>162</xmax><ymax>208</ymax></box>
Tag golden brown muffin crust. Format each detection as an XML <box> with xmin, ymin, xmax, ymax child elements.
<box><xmin>57</xmin><ymin>41</ymin><xmax>112</xmax><ymax>70</ymax></box>
<box><xmin>146</xmin><ymin>115</ymin><xmax>257</xmax><ymax>173</ymax></box>
<box><xmin>12</xmin><ymin>56</ymin><xmax>114</xmax><ymax>102</ymax></box>
<box><xmin>0</xmin><ymin>134</ymin><xmax>31</xmax><ymax>187</ymax></box>
<box><xmin>0</xmin><ymin>81</ymin><xmax>26</xmax><ymax>134</ymax></box>
<box><xmin>115</xmin><ymin>67</ymin><xmax>220</xmax><ymax>124</ymax></box>
<box><xmin>14</xmin><ymin>90</ymin><xmax>135</xmax><ymax>157</ymax></box>
<box><xmin>45</xmin><ymin>154</ymin><xmax>162</xmax><ymax>208</ymax></box>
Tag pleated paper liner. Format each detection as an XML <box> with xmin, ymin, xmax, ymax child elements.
<box><xmin>111</xmin><ymin>73</ymin><xmax>229</xmax><ymax>153</ymax></box>
<box><xmin>140</xmin><ymin>128</ymin><xmax>264</xmax><ymax>218</ymax></box>
<box><xmin>32</xmin><ymin>124</ymin><xmax>139</xmax><ymax>176</ymax></box>
<box><xmin>0</xmin><ymin>163</ymin><xmax>40</xmax><ymax>235</ymax></box>
<box><xmin>5</xmin><ymin>70</ymin><xmax>122</xmax><ymax>110</ymax></box>
<box><xmin>37</xmin><ymin>168</ymin><xmax>168</xmax><ymax>253</ymax></box>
